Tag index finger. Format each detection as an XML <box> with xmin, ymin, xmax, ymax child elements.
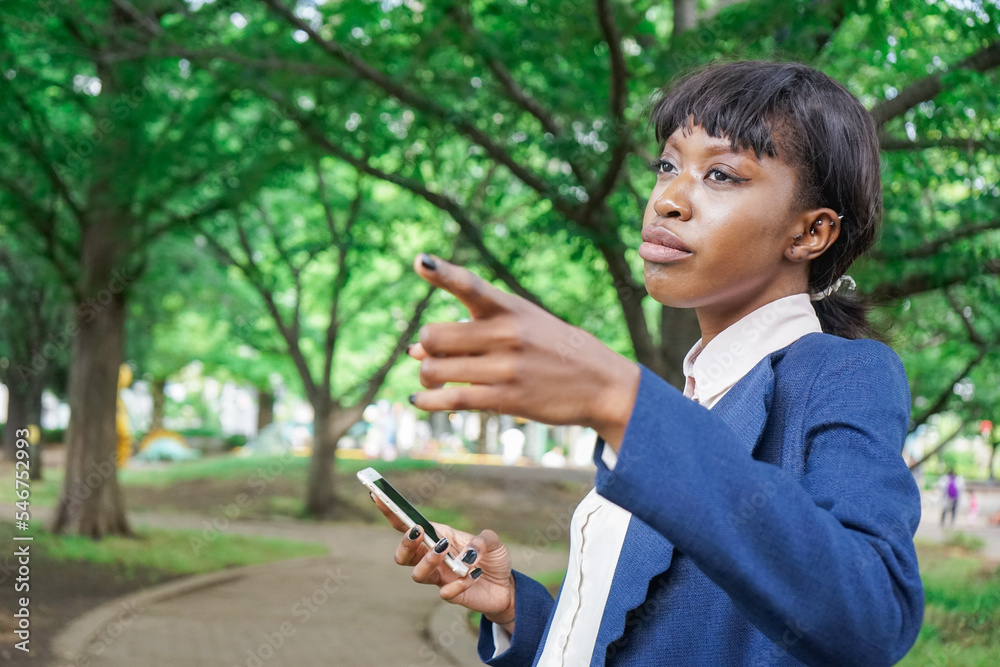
<box><xmin>414</xmin><ymin>254</ymin><xmax>512</xmax><ymax>319</ymax></box>
<box><xmin>371</xmin><ymin>493</ymin><xmax>409</xmax><ymax>533</ymax></box>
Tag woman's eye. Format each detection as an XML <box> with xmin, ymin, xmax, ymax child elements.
<box><xmin>649</xmin><ymin>158</ymin><xmax>676</xmax><ymax>175</ymax></box>
<box><xmin>708</xmin><ymin>169</ymin><xmax>747</xmax><ymax>183</ymax></box>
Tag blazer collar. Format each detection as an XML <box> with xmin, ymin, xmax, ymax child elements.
<box><xmin>708</xmin><ymin>350</ymin><xmax>777</xmax><ymax>455</ymax></box>
<box><xmin>590</xmin><ymin>354</ymin><xmax>779</xmax><ymax>662</ymax></box>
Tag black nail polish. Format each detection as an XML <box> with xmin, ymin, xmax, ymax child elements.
<box><xmin>408</xmin><ymin>526</ymin><xmax>421</xmax><ymax>540</ymax></box>
<box><xmin>420</xmin><ymin>254</ymin><xmax>437</xmax><ymax>271</ymax></box>
<box><xmin>461</xmin><ymin>549</ymin><xmax>478</xmax><ymax>565</ymax></box>
<box><xmin>408</xmin><ymin>394</ymin><xmax>416</xmax><ymax>405</ymax></box>
<box><xmin>433</xmin><ymin>538</ymin><xmax>449</xmax><ymax>554</ymax></box>
<box><xmin>470</xmin><ymin>568</ymin><xmax>483</xmax><ymax>580</ymax></box>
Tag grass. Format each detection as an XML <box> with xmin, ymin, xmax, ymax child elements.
<box><xmin>0</xmin><ymin>453</ymin><xmax>441</xmax><ymax>507</ymax></box>
<box><xmin>0</xmin><ymin>520</ymin><xmax>327</xmax><ymax>578</ymax></box>
<box><xmin>899</xmin><ymin>540</ymin><xmax>1000</xmax><ymax>666</ymax></box>
<box><xmin>944</xmin><ymin>531</ymin><xmax>987</xmax><ymax>552</ymax></box>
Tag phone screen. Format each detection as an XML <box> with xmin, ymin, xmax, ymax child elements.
<box><xmin>371</xmin><ymin>476</ymin><xmax>441</xmax><ymax>543</ymax></box>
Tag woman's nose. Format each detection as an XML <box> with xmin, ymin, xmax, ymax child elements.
<box><xmin>652</xmin><ymin>176</ymin><xmax>692</xmax><ymax>220</ymax></box>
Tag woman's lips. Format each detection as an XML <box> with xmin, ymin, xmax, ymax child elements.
<box><xmin>639</xmin><ymin>242</ymin><xmax>692</xmax><ymax>262</ymax></box>
<box><xmin>639</xmin><ymin>227</ymin><xmax>692</xmax><ymax>263</ymax></box>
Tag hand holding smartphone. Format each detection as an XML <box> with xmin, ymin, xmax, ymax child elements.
<box><xmin>358</xmin><ymin>467</ymin><xmax>470</xmax><ymax>577</ymax></box>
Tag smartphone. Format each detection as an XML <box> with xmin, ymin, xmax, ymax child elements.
<box><xmin>357</xmin><ymin>467</ymin><xmax>470</xmax><ymax>577</ymax></box>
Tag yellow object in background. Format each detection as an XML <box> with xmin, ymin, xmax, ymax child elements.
<box><xmin>116</xmin><ymin>364</ymin><xmax>133</xmax><ymax>468</ymax></box>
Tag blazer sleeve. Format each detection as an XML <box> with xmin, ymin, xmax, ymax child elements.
<box><xmin>477</xmin><ymin>570</ymin><xmax>555</xmax><ymax>665</ymax></box>
<box><xmin>594</xmin><ymin>342</ymin><xmax>924</xmax><ymax>666</ymax></box>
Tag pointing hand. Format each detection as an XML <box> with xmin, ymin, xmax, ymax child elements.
<box><xmin>407</xmin><ymin>254</ymin><xmax>640</xmax><ymax>449</ymax></box>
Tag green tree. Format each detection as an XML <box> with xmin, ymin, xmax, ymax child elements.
<box><xmin>201</xmin><ymin>158</ymin><xmax>442</xmax><ymax>515</ymax></box>
<box><xmin>0</xmin><ymin>1</ymin><xmax>297</xmax><ymax>536</ymax></box>
<box><xmin>243</xmin><ymin>0</ymin><xmax>1000</xmax><ymax>392</ymax></box>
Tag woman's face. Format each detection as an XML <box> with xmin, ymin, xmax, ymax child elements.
<box><xmin>641</xmin><ymin>124</ymin><xmax>810</xmax><ymax>334</ymax></box>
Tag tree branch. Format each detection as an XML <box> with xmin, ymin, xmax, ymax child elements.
<box><xmin>140</xmin><ymin>147</ymin><xmax>294</xmax><ymax>245</ymax></box>
<box><xmin>263</xmin><ymin>89</ymin><xmax>553</xmax><ymax>315</ymax></box>
<box><xmin>870</xmin><ymin>40</ymin><xmax>1000</xmax><ymax>127</ymax></box>
<box><xmin>320</xmin><ymin>169</ymin><xmax>363</xmax><ymax>396</ymax></box>
<box><xmin>448</xmin><ymin>5</ymin><xmax>595</xmax><ymax>191</ymax></box>
<box><xmin>909</xmin><ymin>349</ymin><xmax>984</xmax><ymax>435</ymax></box>
<box><xmin>203</xmin><ymin>223</ymin><xmax>320</xmax><ymax>401</ymax></box>
<box><xmin>587</xmin><ymin>0</ymin><xmax>632</xmax><ymax>218</ymax></box>
<box><xmin>3</xmin><ymin>83</ymin><xmax>86</xmax><ymax>223</ymax></box>
<box><xmin>908</xmin><ymin>421</ymin><xmax>966</xmax><ymax>469</ymax></box>
<box><xmin>0</xmin><ymin>175</ymin><xmax>79</xmax><ymax>296</ymax></box>
<box><xmin>107</xmin><ymin>47</ymin><xmax>351</xmax><ymax>79</ymax></box>
<box><xmin>450</xmin><ymin>6</ymin><xmax>562</xmax><ymax>136</ymax></box>
<box><xmin>868</xmin><ymin>258</ymin><xmax>1000</xmax><ymax>302</ymax></box>
<box><xmin>907</xmin><ymin>293</ymin><xmax>992</xmax><ymax>435</ymax></box>
<box><xmin>258</xmin><ymin>0</ymin><xmax>579</xmax><ymax>220</ymax></box>
<box><xmin>872</xmin><ymin>219</ymin><xmax>1000</xmax><ymax>261</ymax></box>
<box><xmin>352</xmin><ymin>284</ymin><xmax>437</xmax><ymax>408</ymax></box>
<box><xmin>878</xmin><ymin>134</ymin><xmax>994</xmax><ymax>152</ymax></box>
<box><xmin>110</xmin><ymin>0</ymin><xmax>163</xmax><ymax>37</ymax></box>
<box><xmin>944</xmin><ymin>290</ymin><xmax>987</xmax><ymax>347</ymax></box>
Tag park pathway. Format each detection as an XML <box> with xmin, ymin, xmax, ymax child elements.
<box><xmin>37</xmin><ymin>508</ymin><xmax>567</xmax><ymax>667</ymax></box>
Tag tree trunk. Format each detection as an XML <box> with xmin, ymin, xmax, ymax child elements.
<box><xmin>305</xmin><ymin>398</ymin><xmax>363</xmax><ymax>517</ymax></box>
<box><xmin>2</xmin><ymin>385</ymin><xmax>28</xmax><ymax>461</ymax></box>
<box><xmin>673</xmin><ymin>0</ymin><xmax>698</xmax><ymax>39</ymax></box>
<box><xmin>3</xmin><ymin>369</ymin><xmax>45</xmax><ymax>480</ymax></box>
<box><xmin>52</xmin><ymin>224</ymin><xmax>132</xmax><ymax>537</ymax></box>
<box><xmin>659</xmin><ymin>305</ymin><xmax>702</xmax><ymax>388</ymax></box>
<box><xmin>26</xmin><ymin>387</ymin><xmax>43</xmax><ymax>481</ymax></box>
<box><xmin>150</xmin><ymin>377</ymin><xmax>166</xmax><ymax>432</ymax></box>
<box><xmin>477</xmin><ymin>412</ymin><xmax>490</xmax><ymax>455</ymax></box>
<box><xmin>257</xmin><ymin>388</ymin><xmax>274</xmax><ymax>433</ymax></box>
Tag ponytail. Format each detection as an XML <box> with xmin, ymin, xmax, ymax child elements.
<box><xmin>811</xmin><ymin>292</ymin><xmax>881</xmax><ymax>341</ymax></box>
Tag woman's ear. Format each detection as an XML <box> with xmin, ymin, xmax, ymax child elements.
<box><xmin>785</xmin><ymin>208</ymin><xmax>841</xmax><ymax>263</ymax></box>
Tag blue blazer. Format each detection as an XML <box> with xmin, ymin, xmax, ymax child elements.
<box><xmin>477</xmin><ymin>333</ymin><xmax>924</xmax><ymax>666</ymax></box>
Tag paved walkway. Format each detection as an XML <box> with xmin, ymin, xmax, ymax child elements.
<box><xmin>41</xmin><ymin>508</ymin><xmax>566</xmax><ymax>667</ymax></box>
<box><xmin>915</xmin><ymin>485</ymin><xmax>1000</xmax><ymax>561</ymax></box>
<box><xmin>18</xmin><ymin>485</ymin><xmax>1000</xmax><ymax>667</ymax></box>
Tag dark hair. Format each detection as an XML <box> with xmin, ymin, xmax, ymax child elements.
<box><xmin>648</xmin><ymin>60</ymin><xmax>881</xmax><ymax>340</ymax></box>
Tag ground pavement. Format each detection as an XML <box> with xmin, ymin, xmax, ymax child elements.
<box><xmin>16</xmin><ymin>485</ymin><xmax>1000</xmax><ymax>667</ymax></box>
<box><xmin>41</xmin><ymin>508</ymin><xmax>566</xmax><ymax>667</ymax></box>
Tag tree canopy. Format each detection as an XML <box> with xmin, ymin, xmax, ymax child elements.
<box><xmin>1</xmin><ymin>0</ymin><xmax>998</xmax><ymax>529</ymax></box>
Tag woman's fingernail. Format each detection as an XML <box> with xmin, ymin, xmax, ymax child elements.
<box><xmin>406</xmin><ymin>343</ymin><xmax>416</xmax><ymax>354</ymax></box>
<box><xmin>420</xmin><ymin>254</ymin><xmax>437</xmax><ymax>271</ymax></box>
<box><xmin>461</xmin><ymin>549</ymin><xmax>478</xmax><ymax>565</ymax></box>
<box><xmin>407</xmin><ymin>526</ymin><xmax>421</xmax><ymax>540</ymax></box>
<box><xmin>369</xmin><ymin>492</ymin><xmax>376</xmax><ymax>503</ymax></box>
<box><xmin>433</xmin><ymin>538</ymin><xmax>449</xmax><ymax>554</ymax></box>
<box><xmin>470</xmin><ymin>568</ymin><xmax>483</xmax><ymax>580</ymax></box>
<box><xmin>408</xmin><ymin>394</ymin><xmax>416</xmax><ymax>406</ymax></box>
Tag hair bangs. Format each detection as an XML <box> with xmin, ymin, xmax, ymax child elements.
<box><xmin>649</xmin><ymin>61</ymin><xmax>806</xmax><ymax>160</ymax></box>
